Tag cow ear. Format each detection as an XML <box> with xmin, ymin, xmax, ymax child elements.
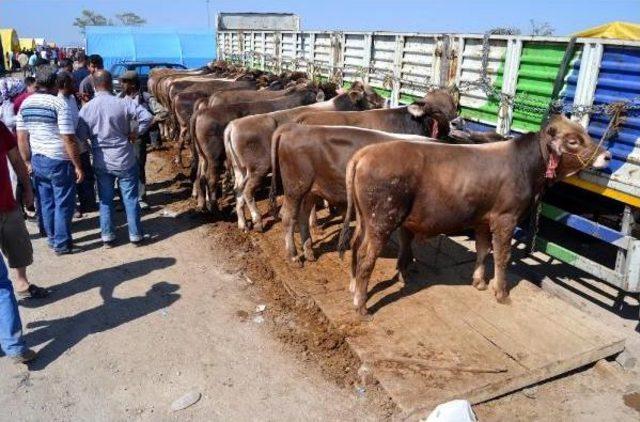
<box><xmin>407</xmin><ymin>102</ymin><xmax>425</xmax><ymax>117</ymax></box>
<box><xmin>316</xmin><ymin>90</ymin><xmax>325</xmax><ymax>102</ymax></box>
<box><xmin>546</xmin><ymin>125</ymin><xmax>564</xmax><ymax>155</ymax></box>
<box><xmin>348</xmin><ymin>90</ymin><xmax>364</xmax><ymax>103</ymax></box>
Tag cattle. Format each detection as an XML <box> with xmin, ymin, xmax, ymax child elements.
<box><xmin>338</xmin><ymin>115</ymin><xmax>611</xmax><ymax>315</ymax></box>
<box><xmin>224</xmin><ymin>82</ymin><xmax>385</xmax><ymax>232</ymax></box>
<box><xmin>271</xmin><ymin>125</ymin><xmax>429</xmax><ymax>266</ymax></box>
<box><xmin>191</xmin><ymin>83</ymin><xmax>328</xmax><ymax>212</ymax></box>
<box><xmin>269</xmin><ymin>88</ymin><xmax>460</xmax><ymax>265</ymax></box>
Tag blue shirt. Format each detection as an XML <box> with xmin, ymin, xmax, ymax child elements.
<box><xmin>76</xmin><ymin>91</ymin><xmax>153</xmax><ymax>172</ymax></box>
<box><xmin>72</xmin><ymin>67</ymin><xmax>90</xmax><ymax>90</ymax></box>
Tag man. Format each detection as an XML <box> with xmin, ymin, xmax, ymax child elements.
<box><xmin>77</xmin><ymin>70</ymin><xmax>152</xmax><ymax>247</ymax></box>
<box><xmin>118</xmin><ymin>71</ymin><xmax>154</xmax><ymax>210</ymax></box>
<box><xmin>27</xmin><ymin>52</ymin><xmax>38</xmax><ymax>74</ymax></box>
<box><xmin>18</xmin><ymin>50</ymin><xmax>29</xmax><ymax>76</ymax></box>
<box><xmin>57</xmin><ymin>71</ymin><xmax>95</xmax><ymax>217</ymax></box>
<box><xmin>0</xmin><ymin>121</ymin><xmax>48</xmax><ymax>299</ymax></box>
<box><xmin>57</xmin><ymin>59</ymin><xmax>73</xmax><ymax>74</ymax></box>
<box><xmin>16</xmin><ymin>66</ymin><xmax>84</xmax><ymax>255</ymax></box>
<box><xmin>12</xmin><ymin>77</ymin><xmax>36</xmax><ymax>115</ymax></box>
<box><xmin>72</xmin><ymin>52</ymin><xmax>89</xmax><ymax>90</ymax></box>
<box><xmin>78</xmin><ymin>54</ymin><xmax>103</xmax><ymax>104</ymax></box>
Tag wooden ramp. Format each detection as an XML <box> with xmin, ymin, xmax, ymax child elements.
<box><xmin>255</xmin><ymin>211</ymin><xmax>626</xmax><ymax>416</ymax></box>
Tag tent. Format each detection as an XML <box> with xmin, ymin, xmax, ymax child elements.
<box><xmin>34</xmin><ymin>38</ymin><xmax>46</xmax><ymax>47</ymax></box>
<box><xmin>574</xmin><ymin>21</ymin><xmax>640</xmax><ymax>40</ymax></box>
<box><xmin>0</xmin><ymin>28</ymin><xmax>20</xmax><ymax>69</ymax></box>
<box><xmin>19</xmin><ymin>37</ymin><xmax>36</xmax><ymax>51</ymax></box>
<box><xmin>85</xmin><ymin>26</ymin><xmax>216</xmax><ymax>70</ymax></box>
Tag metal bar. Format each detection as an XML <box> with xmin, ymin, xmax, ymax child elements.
<box><xmin>497</xmin><ymin>38</ymin><xmax>522</xmax><ymax>135</ymax></box>
<box><xmin>615</xmin><ymin>205</ymin><xmax>635</xmax><ymax>273</ymax></box>
<box><xmin>540</xmin><ymin>203</ymin><xmax>631</xmax><ymax>249</ymax></box>
<box><xmin>572</xmin><ymin>42</ymin><xmax>603</xmax><ymax>127</ymax></box>
<box><xmin>623</xmin><ymin>239</ymin><xmax>640</xmax><ymax>292</ymax></box>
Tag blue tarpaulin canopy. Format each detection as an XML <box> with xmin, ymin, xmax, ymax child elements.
<box><xmin>85</xmin><ymin>26</ymin><xmax>216</xmax><ymax>70</ymax></box>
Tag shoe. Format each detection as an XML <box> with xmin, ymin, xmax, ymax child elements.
<box><xmin>74</xmin><ymin>210</ymin><xmax>83</xmax><ymax>219</ymax></box>
<box><xmin>11</xmin><ymin>349</ymin><xmax>37</xmax><ymax>364</ymax></box>
<box><xmin>131</xmin><ymin>234</ymin><xmax>150</xmax><ymax>247</ymax></box>
<box><xmin>16</xmin><ymin>284</ymin><xmax>50</xmax><ymax>299</ymax></box>
<box><xmin>54</xmin><ymin>248</ymin><xmax>73</xmax><ymax>256</ymax></box>
<box><xmin>103</xmin><ymin>241</ymin><xmax>115</xmax><ymax>249</ymax></box>
<box><xmin>139</xmin><ymin>201</ymin><xmax>150</xmax><ymax>211</ymax></box>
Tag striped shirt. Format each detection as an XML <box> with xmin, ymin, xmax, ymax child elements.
<box><xmin>15</xmin><ymin>92</ymin><xmax>75</xmax><ymax>161</ymax></box>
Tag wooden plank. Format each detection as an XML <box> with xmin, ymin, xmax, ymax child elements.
<box><xmin>253</xmin><ymin>202</ymin><xmax>625</xmax><ymax>414</ymax></box>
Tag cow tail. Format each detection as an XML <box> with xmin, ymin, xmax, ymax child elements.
<box><xmin>224</xmin><ymin>124</ymin><xmax>243</xmax><ymax>192</ymax></box>
<box><xmin>188</xmin><ymin>110</ymin><xmax>200</xmax><ymax>181</ymax></box>
<box><xmin>338</xmin><ymin>156</ymin><xmax>357</xmax><ymax>259</ymax></box>
<box><xmin>269</xmin><ymin>127</ymin><xmax>282</xmax><ymax>217</ymax></box>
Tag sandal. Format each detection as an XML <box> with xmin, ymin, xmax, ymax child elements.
<box><xmin>16</xmin><ymin>284</ymin><xmax>50</xmax><ymax>299</ymax></box>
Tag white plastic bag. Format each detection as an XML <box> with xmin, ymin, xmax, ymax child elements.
<box><xmin>424</xmin><ymin>399</ymin><xmax>477</xmax><ymax>422</ymax></box>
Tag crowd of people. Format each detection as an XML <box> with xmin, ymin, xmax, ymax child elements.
<box><xmin>0</xmin><ymin>53</ymin><xmax>157</xmax><ymax>364</ymax></box>
<box><xmin>3</xmin><ymin>46</ymin><xmax>83</xmax><ymax>77</ymax></box>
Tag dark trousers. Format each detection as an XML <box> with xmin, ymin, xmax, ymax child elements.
<box><xmin>76</xmin><ymin>151</ymin><xmax>96</xmax><ymax>212</ymax></box>
<box><xmin>134</xmin><ymin>134</ymin><xmax>149</xmax><ymax>200</ymax></box>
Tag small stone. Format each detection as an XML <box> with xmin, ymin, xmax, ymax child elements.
<box><xmin>522</xmin><ymin>386</ymin><xmax>537</xmax><ymax>399</ymax></box>
<box><xmin>170</xmin><ymin>391</ymin><xmax>201</xmax><ymax>412</ymax></box>
<box><xmin>357</xmin><ymin>364</ymin><xmax>375</xmax><ymax>386</ymax></box>
<box><xmin>253</xmin><ymin>315</ymin><xmax>265</xmax><ymax>324</ymax></box>
<box><xmin>255</xmin><ymin>304</ymin><xmax>267</xmax><ymax>313</ymax></box>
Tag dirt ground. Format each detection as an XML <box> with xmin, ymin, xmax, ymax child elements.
<box><xmin>1</xmin><ymin>148</ymin><xmax>639</xmax><ymax>421</ymax></box>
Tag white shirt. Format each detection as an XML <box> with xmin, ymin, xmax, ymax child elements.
<box><xmin>16</xmin><ymin>92</ymin><xmax>75</xmax><ymax>160</ymax></box>
<box><xmin>58</xmin><ymin>92</ymin><xmax>88</xmax><ymax>154</ymax></box>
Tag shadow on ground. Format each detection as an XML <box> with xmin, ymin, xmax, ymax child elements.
<box><xmin>20</xmin><ymin>258</ymin><xmax>180</xmax><ymax>370</ymax></box>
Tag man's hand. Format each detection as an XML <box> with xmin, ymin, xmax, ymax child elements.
<box><xmin>75</xmin><ymin>167</ymin><xmax>85</xmax><ymax>183</ymax></box>
<box><xmin>22</xmin><ymin>186</ymin><xmax>34</xmax><ymax>209</ymax></box>
<box><xmin>25</xmin><ymin>161</ymin><xmax>32</xmax><ymax>174</ymax></box>
<box><xmin>128</xmin><ymin>132</ymin><xmax>138</xmax><ymax>144</ymax></box>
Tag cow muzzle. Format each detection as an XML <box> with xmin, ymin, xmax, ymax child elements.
<box><xmin>591</xmin><ymin>150</ymin><xmax>612</xmax><ymax>169</ymax></box>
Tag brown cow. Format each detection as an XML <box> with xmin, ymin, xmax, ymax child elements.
<box><xmin>339</xmin><ymin>115</ymin><xmax>611</xmax><ymax>315</ymax></box>
<box><xmin>191</xmin><ymin>83</ymin><xmax>327</xmax><ymax>212</ymax></box>
<box><xmin>269</xmin><ymin>88</ymin><xmax>460</xmax><ymax>265</ymax></box>
<box><xmin>272</xmin><ymin>125</ymin><xmax>430</xmax><ymax>266</ymax></box>
<box><xmin>224</xmin><ymin>82</ymin><xmax>385</xmax><ymax>232</ymax></box>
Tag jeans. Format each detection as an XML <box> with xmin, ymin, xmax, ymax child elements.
<box><xmin>95</xmin><ymin>165</ymin><xmax>143</xmax><ymax>243</ymax></box>
<box><xmin>31</xmin><ymin>154</ymin><xmax>76</xmax><ymax>252</ymax></box>
<box><xmin>76</xmin><ymin>151</ymin><xmax>97</xmax><ymax>212</ymax></box>
<box><xmin>0</xmin><ymin>257</ymin><xmax>26</xmax><ymax>357</ymax></box>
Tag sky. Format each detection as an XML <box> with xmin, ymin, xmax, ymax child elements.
<box><xmin>1</xmin><ymin>0</ymin><xmax>639</xmax><ymax>46</ymax></box>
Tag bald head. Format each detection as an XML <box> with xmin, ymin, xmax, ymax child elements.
<box><xmin>93</xmin><ymin>69</ymin><xmax>113</xmax><ymax>92</ymax></box>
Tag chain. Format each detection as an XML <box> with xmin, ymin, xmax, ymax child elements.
<box><xmin>221</xmin><ymin>30</ymin><xmax>640</xmax><ymax>119</ymax></box>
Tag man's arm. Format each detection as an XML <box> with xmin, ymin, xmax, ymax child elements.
<box><xmin>57</xmin><ymin>100</ymin><xmax>84</xmax><ymax>182</ymax></box>
<box><xmin>7</xmin><ymin>147</ymin><xmax>34</xmax><ymax>208</ymax></box>
<box><xmin>129</xmin><ymin>99</ymin><xmax>154</xmax><ymax>136</ymax></box>
<box><xmin>16</xmin><ymin>130</ymin><xmax>31</xmax><ymax>170</ymax></box>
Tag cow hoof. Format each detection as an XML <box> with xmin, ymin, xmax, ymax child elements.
<box><xmin>472</xmin><ymin>277</ymin><xmax>488</xmax><ymax>291</ymax></box>
<box><xmin>304</xmin><ymin>250</ymin><xmax>316</xmax><ymax>262</ymax></box>
<box><xmin>290</xmin><ymin>257</ymin><xmax>303</xmax><ymax>269</ymax></box>
<box><xmin>357</xmin><ymin>308</ymin><xmax>372</xmax><ymax>320</ymax></box>
<box><xmin>494</xmin><ymin>292</ymin><xmax>511</xmax><ymax>304</ymax></box>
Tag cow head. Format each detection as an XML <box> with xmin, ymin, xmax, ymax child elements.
<box><xmin>341</xmin><ymin>82</ymin><xmax>386</xmax><ymax>110</ymax></box>
<box><xmin>407</xmin><ymin>86</ymin><xmax>460</xmax><ymax>139</ymax></box>
<box><xmin>542</xmin><ymin>115</ymin><xmax>611</xmax><ymax>179</ymax></box>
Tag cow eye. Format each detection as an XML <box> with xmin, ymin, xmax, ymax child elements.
<box><xmin>567</xmin><ymin>137</ymin><xmax>579</xmax><ymax>146</ymax></box>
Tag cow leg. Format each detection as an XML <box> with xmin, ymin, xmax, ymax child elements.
<box><xmin>489</xmin><ymin>216</ymin><xmax>516</xmax><ymax>303</ymax></box>
<box><xmin>299</xmin><ymin>194</ymin><xmax>317</xmax><ymax>263</ymax></box>
<box><xmin>232</xmin><ymin>169</ymin><xmax>248</xmax><ymax>231</ymax></box>
<box><xmin>205</xmin><ymin>164</ymin><xmax>220</xmax><ymax>214</ymax></box>
<box><xmin>281</xmin><ymin>195</ymin><xmax>302</xmax><ymax>267</ymax></box>
<box><xmin>243</xmin><ymin>173</ymin><xmax>264</xmax><ymax>233</ymax></box>
<box><xmin>397</xmin><ymin>227</ymin><xmax>414</xmax><ymax>284</ymax></box>
<box><xmin>349</xmin><ymin>221</ymin><xmax>363</xmax><ymax>293</ymax></box>
<box><xmin>472</xmin><ymin>224</ymin><xmax>491</xmax><ymax>290</ymax></box>
<box><xmin>354</xmin><ymin>231</ymin><xmax>385</xmax><ymax>315</ymax></box>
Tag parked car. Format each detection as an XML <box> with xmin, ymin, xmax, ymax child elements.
<box><xmin>110</xmin><ymin>61</ymin><xmax>187</xmax><ymax>92</ymax></box>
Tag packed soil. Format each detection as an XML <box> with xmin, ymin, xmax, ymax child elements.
<box><xmin>2</xmin><ymin>146</ymin><xmax>638</xmax><ymax>421</ymax></box>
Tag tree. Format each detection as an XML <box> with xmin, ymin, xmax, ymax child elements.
<box><xmin>115</xmin><ymin>12</ymin><xmax>146</xmax><ymax>26</ymax></box>
<box><xmin>530</xmin><ymin>20</ymin><xmax>555</xmax><ymax>36</ymax></box>
<box><xmin>73</xmin><ymin>9</ymin><xmax>112</xmax><ymax>34</ymax></box>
